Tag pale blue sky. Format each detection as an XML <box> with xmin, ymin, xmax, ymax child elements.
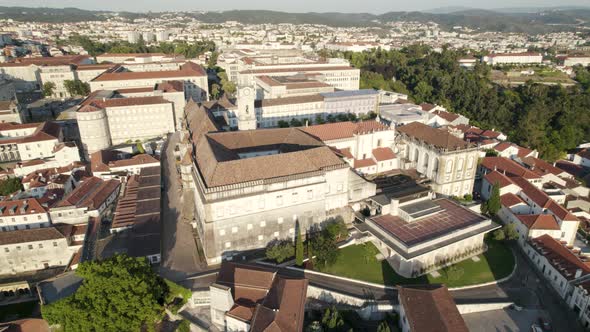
<box><xmin>1</xmin><ymin>0</ymin><xmax>589</xmax><ymax>13</ymax></box>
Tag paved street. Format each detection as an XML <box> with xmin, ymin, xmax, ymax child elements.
<box><xmin>160</xmin><ymin>132</ymin><xmax>204</xmax><ymax>282</ymax></box>
<box><xmin>463</xmin><ymin>308</ymin><xmax>548</xmax><ymax>332</ymax></box>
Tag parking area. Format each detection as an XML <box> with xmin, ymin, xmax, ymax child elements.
<box><xmin>463</xmin><ymin>308</ymin><xmax>550</xmax><ymax>332</ymax></box>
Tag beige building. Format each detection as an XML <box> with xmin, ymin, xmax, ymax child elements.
<box><xmin>0</xmin><ymin>224</ymin><xmax>86</xmax><ymax>275</ymax></box>
<box><xmin>254</xmin><ymin>74</ymin><xmax>335</xmax><ymax>99</ymax></box>
<box><xmin>301</xmin><ymin>120</ymin><xmax>398</xmax><ymax>175</ymax></box>
<box><xmin>179</xmin><ymin>101</ymin><xmax>376</xmax><ymax>264</ymax></box>
<box><xmin>77</xmin><ymin>96</ymin><xmax>175</xmax><ymax>155</ymax></box>
<box><xmin>0</xmin><ymin>199</ymin><xmax>50</xmax><ymax>232</ymax></box>
<box><xmin>0</xmin><ymin>122</ymin><xmax>71</xmax><ymax>165</ymax></box>
<box><xmin>89</xmin><ymin>62</ymin><xmax>208</xmax><ymax>102</ymax></box>
<box><xmin>396</xmin><ymin>122</ymin><xmax>480</xmax><ymax>197</ymax></box>
<box><xmin>0</xmin><ymin>100</ymin><xmax>22</xmax><ymax>124</ymax></box>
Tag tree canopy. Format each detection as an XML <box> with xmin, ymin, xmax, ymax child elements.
<box><xmin>41</xmin><ymin>254</ymin><xmax>186</xmax><ymax>332</ymax></box>
<box><xmin>326</xmin><ymin>46</ymin><xmax>590</xmax><ymax>161</ymax></box>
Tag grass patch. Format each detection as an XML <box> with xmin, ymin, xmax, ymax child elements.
<box><xmin>318</xmin><ymin>240</ymin><xmax>514</xmax><ymax>288</ymax></box>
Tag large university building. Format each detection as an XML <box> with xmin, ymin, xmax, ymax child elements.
<box><xmin>179</xmin><ymin>100</ymin><xmax>376</xmax><ymax>264</ymax></box>
<box><xmin>76</xmin><ymin>96</ymin><xmax>175</xmax><ymax>155</ymax></box>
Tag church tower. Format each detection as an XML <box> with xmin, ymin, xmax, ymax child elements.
<box><xmin>237</xmin><ymin>85</ymin><xmax>257</xmax><ymax>131</ymax></box>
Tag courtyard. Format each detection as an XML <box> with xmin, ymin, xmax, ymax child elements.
<box><xmin>318</xmin><ymin>239</ymin><xmax>515</xmax><ymax>287</ymax></box>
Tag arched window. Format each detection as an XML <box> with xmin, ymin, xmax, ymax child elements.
<box><xmin>457</xmin><ymin>158</ymin><xmax>464</xmax><ymax>171</ymax></box>
<box><xmin>445</xmin><ymin>160</ymin><xmax>453</xmax><ymax>174</ymax></box>
<box><xmin>467</xmin><ymin>156</ymin><xmax>475</xmax><ymax>169</ymax></box>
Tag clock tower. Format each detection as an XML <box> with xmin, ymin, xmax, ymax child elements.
<box><xmin>237</xmin><ymin>85</ymin><xmax>257</xmax><ymax>131</ymax></box>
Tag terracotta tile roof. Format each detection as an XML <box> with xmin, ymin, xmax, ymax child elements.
<box><xmin>354</xmin><ymin>158</ymin><xmax>377</xmax><ymax>168</ymax></box>
<box><xmin>398</xmin><ymin>284</ymin><xmax>468</xmax><ymax>332</ymax></box>
<box><xmin>0</xmin><ymin>198</ymin><xmax>46</xmax><ymax>216</ymax></box>
<box><xmin>483</xmin><ymin>170</ymin><xmax>515</xmax><ymax>188</ymax></box>
<box><xmin>520</xmin><ymin>156</ymin><xmax>565</xmax><ymax>177</ymax></box>
<box><xmin>301</xmin><ymin>120</ymin><xmax>389</xmax><ymax>141</ymax></box>
<box><xmin>531</xmin><ymin>234</ymin><xmax>590</xmax><ymax>280</ymax></box>
<box><xmin>511</xmin><ymin>177</ymin><xmax>578</xmax><ymax>222</ymax></box>
<box><xmin>372</xmin><ymin>147</ymin><xmax>396</xmax><ymax>161</ymax></box>
<box><xmin>555</xmin><ymin>160</ymin><xmax>586</xmax><ymax>178</ymax></box>
<box><xmin>156</xmin><ymin>80</ymin><xmax>184</xmax><ymax>92</ymax></box>
<box><xmin>420</xmin><ymin>103</ymin><xmax>436</xmax><ymax>111</ymax></box>
<box><xmin>397</xmin><ymin>122</ymin><xmax>472</xmax><ymax>150</ymax></box>
<box><xmin>115</xmin><ymin>87</ymin><xmax>154</xmax><ymax>94</ymax></box>
<box><xmin>500</xmin><ymin>193</ymin><xmax>526</xmax><ymax>207</ymax></box>
<box><xmin>92</xmin><ymin>62</ymin><xmax>206</xmax><ymax>82</ymax></box>
<box><xmin>480</xmin><ymin>157</ymin><xmax>540</xmax><ymax>180</ymax></box>
<box><xmin>0</xmin><ymin>226</ymin><xmax>66</xmax><ymax>245</ymax></box>
<box><xmin>216</xmin><ymin>263</ymin><xmax>308</xmax><ymax>332</ymax></box>
<box><xmin>0</xmin><ymin>318</ymin><xmax>50</xmax><ymax>332</ymax></box>
<box><xmin>432</xmin><ymin>110</ymin><xmax>460</xmax><ymax>122</ymax></box>
<box><xmin>517</xmin><ymin>214</ymin><xmax>561</xmax><ymax>230</ymax></box>
<box><xmin>54</xmin><ymin>177</ymin><xmax>120</xmax><ymax>210</ymax></box>
<box><xmin>75</xmin><ymin>63</ymin><xmax>116</xmax><ymax>71</ymax></box>
<box><xmin>0</xmin><ymin>55</ymin><xmax>91</xmax><ymax>67</ymax></box>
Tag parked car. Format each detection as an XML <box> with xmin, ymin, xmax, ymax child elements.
<box><xmin>538</xmin><ymin>317</ymin><xmax>552</xmax><ymax>331</ymax></box>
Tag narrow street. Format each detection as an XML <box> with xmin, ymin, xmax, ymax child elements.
<box><xmin>160</xmin><ymin>132</ymin><xmax>204</xmax><ymax>282</ymax></box>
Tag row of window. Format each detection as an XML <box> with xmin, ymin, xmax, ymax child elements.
<box><xmin>223</xmin><ymin>228</ymin><xmax>295</xmax><ymax>249</ymax></box>
<box><xmin>0</xmin><ymin>215</ymin><xmax>44</xmax><ymax>223</ymax></box>
<box><xmin>3</xmin><ymin>241</ymin><xmax>59</xmax><ymax>253</ymax></box>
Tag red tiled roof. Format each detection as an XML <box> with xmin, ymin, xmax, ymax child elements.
<box><xmin>397</xmin><ymin>122</ymin><xmax>473</xmax><ymax>150</ymax></box>
<box><xmin>480</xmin><ymin>157</ymin><xmax>540</xmax><ymax>180</ymax></box>
<box><xmin>483</xmin><ymin>170</ymin><xmax>515</xmax><ymax>188</ymax></box>
<box><xmin>354</xmin><ymin>158</ymin><xmax>377</xmax><ymax>168</ymax></box>
<box><xmin>399</xmin><ymin>285</ymin><xmax>468</xmax><ymax>332</ymax></box>
<box><xmin>301</xmin><ymin>121</ymin><xmax>389</xmax><ymax>141</ymax></box>
<box><xmin>500</xmin><ymin>193</ymin><xmax>526</xmax><ymax>207</ymax></box>
<box><xmin>92</xmin><ymin>62</ymin><xmax>205</xmax><ymax>81</ymax></box>
<box><xmin>372</xmin><ymin>147</ymin><xmax>396</xmax><ymax>161</ymax></box>
<box><xmin>0</xmin><ymin>198</ymin><xmax>46</xmax><ymax>216</ymax></box>
<box><xmin>517</xmin><ymin>214</ymin><xmax>561</xmax><ymax>230</ymax></box>
<box><xmin>531</xmin><ymin>234</ymin><xmax>590</xmax><ymax>280</ymax></box>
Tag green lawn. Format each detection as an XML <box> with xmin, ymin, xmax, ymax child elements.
<box><xmin>318</xmin><ymin>240</ymin><xmax>515</xmax><ymax>288</ymax></box>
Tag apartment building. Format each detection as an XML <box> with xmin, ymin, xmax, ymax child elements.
<box><xmin>179</xmin><ymin>102</ymin><xmax>376</xmax><ymax>264</ymax></box>
<box><xmin>0</xmin><ymin>224</ymin><xmax>86</xmax><ymax>275</ymax></box>
<box><xmin>0</xmin><ymin>121</ymin><xmax>68</xmax><ymax>164</ymax></box>
<box><xmin>0</xmin><ymin>199</ymin><xmax>50</xmax><ymax>232</ymax></box>
<box><xmin>49</xmin><ymin>177</ymin><xmax>120</xmax><ymax>225</ymax></box>
<box><xmin>77</xmin><ymin>96</ymin><xmax>175</xmax><ymax>155</ymax></box>
<box><xmin>479</xmin><ymin>157</ymin><xmax>580</xmax><ymax>246</ymax></box>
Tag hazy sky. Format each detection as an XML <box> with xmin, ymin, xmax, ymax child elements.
<box><xmin>2</xmin><ymin>0</ymin><xmax>590</xmax><ymax>13</ymax></box>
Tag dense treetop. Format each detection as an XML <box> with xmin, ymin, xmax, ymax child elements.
<box><xmin>323</xmin><ymin>46</ymin><xmax>590</xmax><ymax>161</ymax></box>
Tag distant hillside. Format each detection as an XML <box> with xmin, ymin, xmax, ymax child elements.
<box><xmin>0</xmin><ymin>6</ymin><xmax>589</xmax><ymax>34</ymax></box>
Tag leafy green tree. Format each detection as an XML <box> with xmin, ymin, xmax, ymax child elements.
<box><xmin>207</xmin><ymin>51</ymin><xmax>219</xmax><ymax>68</ymax></box>
<box><xmin>290</xmin><ymin>118</ymin><xmax>303</xmax><ymax>127</ymax></box>
<box><xmin>321</xmin><ymin>306</ymin><xmax>344</xmax><ymax>331</ymax></box>
<box><xmin>504</xmin><ymin>223</ymin><xmax>519</xmax><ymax>241</ymax></box>
<box><xmin>63</xmin><ymin>80</ymin><xmax>90</xmax><ymax>96</ymax></box>
<box><xmin>277</xmin><ymin>120</ymin><xmax>290</xmax><ymax>128</ymax></box>
<box><xmin>42</xmin><ymin>82</ymin><xmax>56</xmax><ymax>97</ymax></box>
<box><xmin>295</xmin><ymin>221</ymin><xmax>304</xmax><ymax>267</ymax></box>
<box><xmin>265</xmin><ymin>239</ymin><xmax>295</xmax><ymax>263</ymax></box>
<box><xmin>315</xmin><ymin>114</ymin><xmax>326</xmax><ymax>125</ymax></box>
<box><xmin>42</xmin><ymin>254</ymin><xmax>172</xmax><ymax>332</ymax></box>
<box><xmin>324</xmin><ymin>217</ymin><xmax>348</xmax><ymax>242</ymax></box>
<box><xmin>311</xmin><ymin>234</ymin><xmax>339</xmax><ymax>269</ymax></box>
<box><xmin>210</xmin><ymin>83</ymin><xmax>221</xmax><ymax>99</ymax></box>
<box><xmin>487</xmin><ymin>182</ymin><xmax>501</xmax><ymax>215</ymax></box>
<box><xmin>176</xmin><ymin>320</ymin><xmax>190</xmax><ymax>332</ymax></box>
<box><xmin>0</xmin><ymin>177</ymin><xmax>23</xmax><ymax>195</ymax></box>
<box><xmin>492</xmin><ymin>229</ymin><xmax>506</xmax><ymax>241</ymax></box>
<box><xmin>377</xmin><ymin>320</ymin><xmax>391</xmax><ymax>332</ymax></box>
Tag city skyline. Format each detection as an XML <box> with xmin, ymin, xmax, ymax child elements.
<box><xmin>1</xmin><ymin>0</ymin><xmax>590</xmax><ymax>14</ymax></box>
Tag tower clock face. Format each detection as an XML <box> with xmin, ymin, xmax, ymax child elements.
<box><xmin>242</xmin><ymin>87</ymin><xmax>251</xmax><ymax>96</ymax></box>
